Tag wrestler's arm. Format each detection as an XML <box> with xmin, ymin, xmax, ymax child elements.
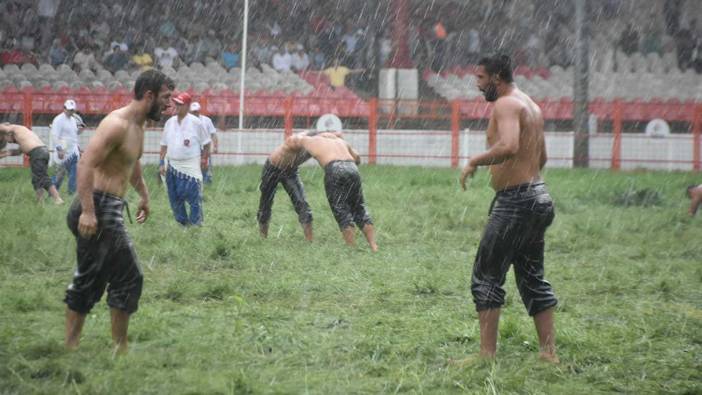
<box><xmin>76</xmin><ymin>117</ymin><xmax>124</xmax><ymax>236</ymax></box>
<box><xmin>460</xmin><ymin>100</ymin><xmax>520</xmax><ymax>190</ymax></box>
<box><xmin>347</xmin><ymin>142</ymin><xmax>361</xmax><ymax>165</ymax></box>
<box><xmin>130</xmin><ymin>161</ymin><xmax>150</xmax><ymax>223</ymax></box>
<box><xmin>286</xmin><ymin>134</ymin><xmax>305</xmax><ymax>150</ymax></box>
<box><xmin>468</xmin><ymin>99</ymin><xmax>520</xmax><ymax>167</ymax></box>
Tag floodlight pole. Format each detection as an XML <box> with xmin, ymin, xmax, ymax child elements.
<box><xmin>238</xmin><ymin>0</ymin><xmax>249</xmax><ymax>130</ymax></box>
<box><xmin>573</xmin><ymin>0</ymin><xmax>590</xmax><ymax>167</ymax></box>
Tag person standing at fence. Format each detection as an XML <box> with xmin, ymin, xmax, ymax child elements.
<box><xmin>64</xmin><ymin>70</ymin><xmax>174</xmax><ymax>353</ymax></box>
<box><xmin>159</xmin><ymin>92</ymin><xmax>211</xmax><ymax>226</ymax></box>
<box><xmin>51</xmin><ymin>99</ymin><xmax>84</xmax><ymax>195</ymax></box>
<box><xmin>0</xmin><ymin>123</ymin><xmax>64</xmax><ymax>204</ymax></box>
<box><xmin>287</xmin><ymin>132</ymin><xmax>378</xmax><ymax>251</ymax></box>
<box><xmin>455</xmin><ymin>54</ymin><xmax>559</xmax><ymax>364</ymax></box>
<box><xmin>687</xmin><ymin>184</ymin><xmax>702</xmax><ymax>216</ymax></box>
<box><xmin>323</xmin><ymin>58</ymin><xmax>365</xmax><ymax>89</ymax></box>
<box><xmin>189</xmin><ymin>101</ymin><xmax>218</xmax><ymax>184</ymax></box>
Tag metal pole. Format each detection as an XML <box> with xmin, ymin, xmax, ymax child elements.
<box><xmin>573</xmin><ymin>0</ymin><xmax>590</xmax><ymax>167</ymax></box>
<box><xmin>238</xmin><ymin>0</ymin><xmax>249</xmax><ymax>130</ymax></box>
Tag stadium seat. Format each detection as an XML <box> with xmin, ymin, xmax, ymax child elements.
<box><xmin>53</xmin><ymin>80</ymin><xmax>69</xmax><ymax>90</ymax></box>
<box><xmin>3</xmin><ymin>64</ymin><xmax>21</xmax><ymax>76</ymax></box>
<box><xmin>20</xmin><ymin>63</ymin><xmax>38</xmax><ymax>74</ymax></box>
<box><xmin>56</xmin><ymin>64</ymin><xmax>72</xmax><ymax>74</ymax></box>
<box><xmin>193</xmin><ymin>82</ymin><xmax>210</xmax><ymax>92</ymax></box>
<box><xmin>114</xmin><ymin>70</ymin><xmax>129</xmax><ymax>80</ymax></box>
<box><xmin>190</xmin><ymin>62</ymin><xmax>205</xmax><ymax>72</ymax></box>
<box><xmin>38</xmin><ymin>64</ymin><xmax>55</xmax><ymax>74</ymax></box>
<box><xmin>176</xmin><ymin>81</ymin><xmax>192</xmax><ymax>92</ymax></box>
<box><xmin>661</xmin><ymin>52</ymin><xmax>677</xmax><ymax>73</ymax></box>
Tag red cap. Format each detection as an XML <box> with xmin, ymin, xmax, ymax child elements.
<box><xmin>173</xmin><ymin>92</ymin><xmax>192</xmax><ymax>105</ymax></box>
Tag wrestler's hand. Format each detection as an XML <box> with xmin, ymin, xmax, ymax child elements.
<box><xmin>78</xmin><ymin>211</ymin><xmax>98</xmax><ymax>238</ymax></box>
<box><xmin>136</xmin><ymin>199</ymin><xmax>150</xmax><ymax>224</ymax></box>
<box><xmin>460</xmin><ymin>163</ymin><xmax>477</xmax><ymax>191</ymax></box>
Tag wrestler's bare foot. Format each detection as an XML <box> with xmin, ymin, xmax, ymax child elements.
<box><xmin>302</xmin><ymin>223</ymin><xmax>313</xmax><ymax>242</ymax></box>
<box><xmin>65</xmin><ymin>340</ymin><xmax>79</xmax><ymax>351</ymax></box>
<box><xmin>361</xmin><ymin>224</ymin><xmax>377</xmax><ymax>252</ymax></box>
<box><xmin>54</xmin><ymin>197</ymin><xmax>65</xmax><ymax>205</ymax></box>
<box><xmin>112</xmin><ymin>343</ymin><xmax>128</xmax><ymax>357</ymax></box>
<box><xmin>538</xmin><ymin>351</ymin><xmax>560</xmax><ymax>364</ymax></box>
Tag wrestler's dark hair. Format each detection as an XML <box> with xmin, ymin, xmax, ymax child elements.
<box><xmin>478</xmin><ymin>54</ymin><xmax>514</xmax><ymax>83</ymax></box>
<box><xmin>134</xmin><ymin>69</ymin><xmax>175</xmax><ymax>100</ymax></box>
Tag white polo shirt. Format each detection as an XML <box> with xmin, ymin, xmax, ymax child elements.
<box><xmin>161</xmin><ymin>113</ymin><xmax>211</xmax><ymax>180</ymax></box>
<box><xmin>50</xmin><ymin>112</ymin><xmax>80</xmax><ymax>163</ymax></box>
<box><xmin>197</xmin><ymin>114</ymin><xmax>217</xmax><ymax>136</ymax></box>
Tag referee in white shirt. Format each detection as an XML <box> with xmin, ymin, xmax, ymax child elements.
<box><xmin>51</xmin><ymin>99</ymin><xmax>84</xmax><ymax>194</ymax></box>
<box><xmin>159</xmin><ymin>92</ymin><xmax>211</xmax><ymax>225</ymax></box>
<box><xmin>190</xmin><ymin>101</ymin><xmax>218</xmax><ymax>184</ymax></box>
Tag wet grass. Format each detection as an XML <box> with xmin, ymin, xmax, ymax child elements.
<box><xmin>0</xmin><ymin>165</ymin><xmax>700</xmax><ymax>394</ymax></box>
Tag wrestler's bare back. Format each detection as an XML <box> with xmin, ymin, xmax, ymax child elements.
<box><xmin>487</xmin><ymin>88</ymin><xmax>546</xmax><ymax>191</ymax></box>
<box><xmin>298</xmin><ymin>134</ymin><xmax>356</xmax><ymax>167</ymax></box>
<box><xmin>269</xmin><ymin>137</ymin><xmax>310</xmax><ymax>169</ymax></box>
<box><xmin>2</xmin><ymin>124</ymin><xmax>45</xmax><ymax>153</ymax></box>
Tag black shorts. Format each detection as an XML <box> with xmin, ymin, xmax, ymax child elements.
<box><xmin>28</xmin><ymin>146</ymin><xmax>52</xmax><ymax>192</ymax></box>
<box><xmin>471</xmin><ymin>182</ymin><xmax>558</xmax><ymax>316</ymax></box>
<box><xmin>323</xmin><ymin>160</ymin><xmax>372</xmax><ymax>229</ymax></box>
<box><xmin>256</xmin><ymin>159</ymin><xmax>312</xmax><ymax>225</ymax></box>
<box><xmin>64</xmin><ymin>191</ymin><xmax>143</xmax><ymax>315</ymax></box>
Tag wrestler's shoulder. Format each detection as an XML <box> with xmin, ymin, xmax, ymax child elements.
<box><xmin>96</xmin><ymin>110</ymin><xmax>132</xmax><ymax>133</ymax></box>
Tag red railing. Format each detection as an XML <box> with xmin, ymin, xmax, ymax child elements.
<box><xmin>2</xmin><ymin>88</ymin><xmax>701</xmax><ymax>170</ymax></box>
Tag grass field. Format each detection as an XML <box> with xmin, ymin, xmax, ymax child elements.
<box><xmin>0</xmin><ymin>165</ymin><xmax>701</xmax><ymax>394</ymax></box>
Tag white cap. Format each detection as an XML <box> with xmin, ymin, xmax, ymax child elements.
<box><xmin>64</xmin><ymin>99</ymin><xmax>76</xmax><ymax>110</ymax></box>
<box><xmin>190</xmin><ymin>102</ymin><xmax>201</xmax><ymax>112</ymax></box>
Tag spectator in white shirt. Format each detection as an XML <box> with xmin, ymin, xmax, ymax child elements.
<box><xmin>154</xmin><ymin>41</ymin><xmax>179</xmax><ymax>69</ymax></box>
<box><xmin>72</xmin><ymin>44</ymin><xmax>98</xmax><ymax>73</ymax></box>
<box><xmin>272</xmin><ymin>46</ymin><xmax>292</xmax><ymax>72</ymax></box>
<box><xmin>159</xmin><ymin>92</ymin><xmax>211</xmax><ymax>225</ymax></box>
<box><xmin>50</xmin><ymin>99</ymin><xmax>84</xmax><ymax>194</ymax></box>
<box><xmin>291</xmin><ymin>45</ymin><xmax>310</xmax><ymax>72</ymax></box>
<box><xmin>190</xmin><ymin>101</ymin><xmax>218</xmax><ymax>184</ymax></box>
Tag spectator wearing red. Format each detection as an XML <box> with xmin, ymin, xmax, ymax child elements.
<box><xmin>0</xmin><ymin>40</ymin><xmax>37</xmax><ymax>66</ymax></box>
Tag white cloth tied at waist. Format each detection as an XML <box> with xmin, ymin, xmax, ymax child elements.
<box><xmin>168</xmin><ymin>157</ymin><xmax>202</xmax><ymax>181</ymax></box>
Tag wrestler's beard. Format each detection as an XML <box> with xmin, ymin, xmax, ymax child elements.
<box><xmin>147</xmin><ymin>100</ymin><xmax>162</xmax><ymax>121</ymax></box>
<box><xmin>481</xmin><ymin>82</ymin><xmax>498</xmax><ymax>102</ymax></box>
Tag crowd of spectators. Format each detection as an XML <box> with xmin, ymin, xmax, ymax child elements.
<box><xmin>1</xmin><ymin>0</ymin><xmax>702</xmax><ymax>92</ymax></box>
